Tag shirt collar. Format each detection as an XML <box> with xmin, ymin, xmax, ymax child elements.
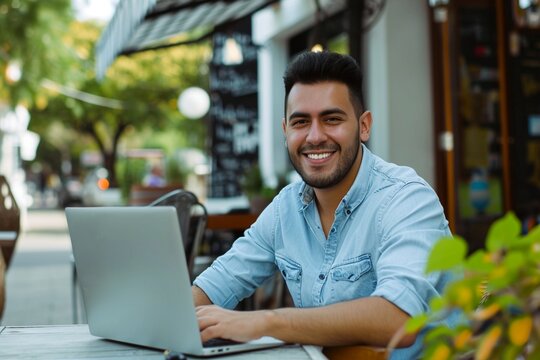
<box><xmin>342</xmin><ymin>144</ymin><xmax>373</xmax><ymax>212</ymax></box>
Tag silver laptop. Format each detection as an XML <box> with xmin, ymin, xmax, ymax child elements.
<box><xmin>66</xmin><ymin>206</ymin><xmax>283</xmax><ymax>356</ymax></box>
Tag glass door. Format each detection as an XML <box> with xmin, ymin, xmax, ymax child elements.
<box><xmin>431</xmin><ymin>0</ymin><xmax>510</xmax><ymax>251</ymax></box>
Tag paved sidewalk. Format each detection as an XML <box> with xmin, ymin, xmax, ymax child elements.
<box><xmin>1</xmin><ymin>209</ymin><xmax>82</xmax><ymax>326</ymax></box>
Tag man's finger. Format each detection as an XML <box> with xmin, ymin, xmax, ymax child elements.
<box><xmin>200</xmin><ymin>325</ymin><xmax>222</xmax><ymax>343</ymax></box>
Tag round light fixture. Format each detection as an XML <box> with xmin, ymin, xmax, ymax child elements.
<box><xmin>5</xmin><ymin>60</ymin><xmax>22</xmax><ymax>83</ymax></box>
<box><xmin>177</xmin><ymin>87</ymin><xmax>210</xmax><ymax>119</ymax></box>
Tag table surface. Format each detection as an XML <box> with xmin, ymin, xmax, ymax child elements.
<box><xmin>0</xmin><ymin>324</ymin><xmax>328</xmax><ymax>360</ymax></box>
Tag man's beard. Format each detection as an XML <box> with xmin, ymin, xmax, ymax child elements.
<box><xmin>288</xmin><ymin>137</ymin><xmax>360</xmax><ymax>189</ymax></box>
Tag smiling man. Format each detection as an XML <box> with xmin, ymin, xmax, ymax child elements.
<box><xmin>192</xmin><ymin>51</ymin><xmax>453</xmax><ymax>359</ymax></box>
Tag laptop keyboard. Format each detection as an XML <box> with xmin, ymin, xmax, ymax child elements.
<box><xmin>203</xmin><ymin>338</ymin><xmax>243</xmax><ymax>348</ymax></box>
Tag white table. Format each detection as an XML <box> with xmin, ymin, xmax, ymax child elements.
<box><xmin>0</xmin><ymin>324</ymin><xmax>328</xmax><ymax>360</ymax></box>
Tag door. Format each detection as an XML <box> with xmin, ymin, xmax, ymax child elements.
<box><xmin>431</xmin><ymin>0</ymin><xmax>511</xmax><ymax>251</ymax></box>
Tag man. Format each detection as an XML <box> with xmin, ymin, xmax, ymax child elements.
<box><xmin>193</xmin><ymin>51</ymin><xmax>453</xmax><ymax>358</ymax></box>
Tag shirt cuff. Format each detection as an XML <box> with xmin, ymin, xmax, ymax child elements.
<box><xmin>193</xmin><ymin>272</ymin><xmax>240</xmax><ymax>309</ymax></box>
<box><xmin>371</xmin><ymin>280</ymin><xmax>428</xmax><ymax>317</ymax></box>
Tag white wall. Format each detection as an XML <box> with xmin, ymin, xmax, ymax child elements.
<box><xmin>253</xmin><ymin>0</ymin><xmax>346</xmax><ymax>186</ymax></box>
<box><xmin>366</xmin><ymin>0</ymin><xmax>435</xmax><ymax>186</ymax></box>
<box><xmin>253</xmin><ymin>0</ymin><xmax>435</xmax><ymax>186</ymax></box>
<box><xmin>257</xmin><ymin>42</ymin><xmax>289</xmax><ymax>187</ymax></box>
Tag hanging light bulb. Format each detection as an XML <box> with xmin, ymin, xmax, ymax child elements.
<box><xmin>178</xmin><ymin>87</ymin><xmax>210</xmax><ymax>119</ymax></box>
<box><xmin>311</xmin><ymin>44</ymin><xmax>324</xmax><ymax>52</ymax></box>
<box><xmin>429</xmin><ymin>0</ymin><xmax>449</xmax><ymax>23</ymax></box>
<box><xmin>222</xmin><ymin>36</ymin><xmax>243</xmax><ymax>65</ymax></box>
<box><xmin>309</xmin><ymin>0</ymin><xmax>325</xmax><ymax>52</ymax></box>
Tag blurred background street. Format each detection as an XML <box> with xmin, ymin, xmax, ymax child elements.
<box><xmin>1</xmin><ymin>207</ymin><xmax>77</xmax><ymax>326</ymax></box>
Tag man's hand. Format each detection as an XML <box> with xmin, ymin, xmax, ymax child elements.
<box><xmin>194</xmin><ymin>296</ymin><xmax>415</xmax><ymax>348</ymax></box>
<box><xmin>196</xmin><ymin>305</ymin><xmax>272</xmax><ymax>343</ymax></box>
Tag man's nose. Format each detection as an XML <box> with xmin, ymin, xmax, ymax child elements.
<box><xmin>306</xmin><ymin>120</ymin><xmax>327</xmax><ymax>144</ymax></box>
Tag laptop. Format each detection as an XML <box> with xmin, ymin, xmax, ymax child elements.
<box><xmin>66</xmin><ymin>206</ymin><xmax>283</xmax><ymax>356</ymax></box>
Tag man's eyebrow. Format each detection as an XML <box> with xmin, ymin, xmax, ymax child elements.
<box><xmin>288</xmin><ymin>111</ymin><xmax>310</xmax><ymax>121</ymax></box>
<box><xmin>320</xmin><ymin>108</ymin><xmax>347</xmax><ymax>116</ymax></box>
<box><xmin>288</xmin><ymin>108</ymin><xmax>347</xmax><ymax>121</ymax></box>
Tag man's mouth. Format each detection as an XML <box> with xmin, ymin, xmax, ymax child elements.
<box><xmin>306</xmin><ymin>153</ymin><xmax>332</xmax><ymax>160</ymax></box>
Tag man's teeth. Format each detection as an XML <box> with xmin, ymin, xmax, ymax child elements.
<box><xmin>307</xmin><ymin>153</ymin><xmax>331</xmax><ymax>160</ymax></box>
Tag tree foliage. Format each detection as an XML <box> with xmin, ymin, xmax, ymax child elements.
<box><xmin>28</xmin><ymin>20</ymin><xmax>211</xmax><ymax>186</ymax></box>
<box><xmin>0</xmin><ymin>0</ymin><xmax>74</xmax><ymax>106</ymax></box>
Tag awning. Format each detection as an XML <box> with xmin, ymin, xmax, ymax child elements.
<box><xmin>96</xmin><ymin>0</ymin><xmax>278</xmax><ymax>79</ymax></box>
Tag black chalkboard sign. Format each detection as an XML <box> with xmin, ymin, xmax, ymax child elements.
<box><xmin>209</xmin><ymin>17</ymin><xmax>259</xmax><ymax>198</ymax></box>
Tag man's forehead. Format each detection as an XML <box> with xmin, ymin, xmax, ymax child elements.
<box><xmin>286</xmin><ymin>81</ymin><xmax>351</xmax><ymax>113</ymax></box>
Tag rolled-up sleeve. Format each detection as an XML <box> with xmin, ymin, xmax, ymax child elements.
<box><xmin>193</xmin><ymin>201</ymin><xmax>278</xmax><ymax>309</ymax></box>
<box><xmin>371</xmin><ymin>182</ymin><xmax>452</xmax><ymax>317</ymax></box>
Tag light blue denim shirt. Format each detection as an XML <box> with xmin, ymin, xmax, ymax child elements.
<box><xmin>194</xmin><ymin>145</ymin><xmax>453</xmax><ymax>359</ymax></box>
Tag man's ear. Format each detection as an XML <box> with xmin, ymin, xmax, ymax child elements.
<box><xmin>359</xmin><ymin>111</ymin><xmax>372</xmax><ymax>143</ymax></box>
<box><xmin>282</xmin><ymin>118</ymin><xmax>287</xmax><ymax>134</ymax></box>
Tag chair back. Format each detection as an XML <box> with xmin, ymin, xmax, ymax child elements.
<box><xmin>0</xmin><ymin>175</ymin><xmax>20</xmax><ymax>269</ymax></box>
<box><xmin>0</xmin><ymin>175</ymin><xmax>20</xmax><ymax>318</ymax></box>
<box><xmin>148</xmin><ymin>190</ymin><xmax>207</xmax><ymax>279</ymax></box>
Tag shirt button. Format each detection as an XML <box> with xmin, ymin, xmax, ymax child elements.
<box><xmin>319</xmin><ymin>274</ymin><xmax>325</xmax><ymax>280</ymax></box>
<box><xmin>282</xmin><ymin>270</ymin><xmax>287</xmax><ymax>277</ymax></box>
<box><xmin>346</xmin><ymin>209</ymin><xmax>351</xmax><ymax>215</ymax></box>
<box><xmin>331</xmin><ymin>228</ymin><xmax>336</xmax><ymax>233</ymax></box>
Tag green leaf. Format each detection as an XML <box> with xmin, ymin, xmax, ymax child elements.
<box><xmin>465</xmin><ymin>250</ymin><xmax>495</xmax><ymax>273</ymax></box>
<box><xmin>486</xmin><ymin>212</ymin><xmax>521</xmax><ymax>252</ymax></box>
<box><xmin>445</xmin><ymin>280</ymin><xmax>480</xmax><ymax>311</ymax></box>
<box><xmin>494</xmin><ymin>294</ymin><xmax>521</xmax><ymax>309</ymax></box>
<box><xmin>406</xmin><ymin>313</ymin><xmax>429</xmax><ymax>333</ymax></box>
<box><xmin>424</xmin><ymin>325</ymin><xmax>455</xmax><ymax>343</ymax></box>
<box><xmin>503</xmin><ymin>251</ymin><xmax>526</xmax><ymax>273</ymax></box>
<box><xmin>426</xmin><ymin>236</ymin><xmax>468</xmax><ymax>273</ymax></box>
<box><xmin>430</xmin><ymin>296</ymin><xmax>446</xmax><ymax>312</ymax></box>
<box><xmin>502</xmin><ymin>345</ymin><xmax>522</xmax><ymax>360</ymax></box>
<box><xmin>489</xmin><ymin>265</ymin><xmax>515</xmax><ymax>291</ymax></box>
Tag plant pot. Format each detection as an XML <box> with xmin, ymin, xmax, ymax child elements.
<box><xmin>249</xmin><ymin>196</ymin><xmax>272</xmax><ymax>214</ymax></box>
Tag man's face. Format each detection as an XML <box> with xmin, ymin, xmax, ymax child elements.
<box><xmin>282</xmin><ymin>81</ymin><xmax>371</xmax><ymax>190</ymax></box>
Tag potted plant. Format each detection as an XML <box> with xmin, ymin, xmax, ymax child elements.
<box><xmin>398</xmin><ymin>212</ymin><xmax>540</xmax><ymax>359</ymax></box>
<box><xmin>241</xmin><ymin>164</ymin><xmax>286</xmax><ymax>214</ymax></box>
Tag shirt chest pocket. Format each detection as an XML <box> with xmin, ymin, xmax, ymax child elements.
<box><xmin>329</xmin><ymin>254</ymin><xmax>376</xmax><ymax>304</ymax></box>
<box><xmin>276</xmin><ymin>256</ymin><xmax>302</xmax><ymax>307</ymax></box>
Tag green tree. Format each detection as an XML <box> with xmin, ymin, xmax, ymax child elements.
<box><xmin>0</xmin><ymin>0</ymin><xmax>74</xmax><ymax>107</ymax></box>
<box><xmin>29</xmin><ymin>20</ymin><xmax>210</xmax><ymax>186</ymax></box>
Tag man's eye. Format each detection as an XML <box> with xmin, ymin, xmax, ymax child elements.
<box><xmin>325</xmin><ymin>117</ymin><xmax>341</xmax><ymax>123</ymax></box>
<box><xmin>291</xmin><ymin>119</ymin><xmax>308</xmax><ymax>127</ymax></box>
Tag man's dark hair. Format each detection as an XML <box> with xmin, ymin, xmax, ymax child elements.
<box><xmin>283</xmin><ymin>51</ymin><xmax>365</xmax><ymax>118</ymax></box>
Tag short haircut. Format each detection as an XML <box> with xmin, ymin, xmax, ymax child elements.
<box><xmin>283</xmin><ymin>51</ymin><xmax>365</xmax><ymax>119</ymax></box>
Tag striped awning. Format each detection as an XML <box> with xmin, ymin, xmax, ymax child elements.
<box><xmin>95</xmin><ymin>0</ymin><xmax>278</xmax><ymax>79</ymax></box>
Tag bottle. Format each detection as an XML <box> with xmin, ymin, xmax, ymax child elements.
<box><xmin>469</xmin><ymin>169</ymin><xmax>490</xmax><ymax>215</ymax></box>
